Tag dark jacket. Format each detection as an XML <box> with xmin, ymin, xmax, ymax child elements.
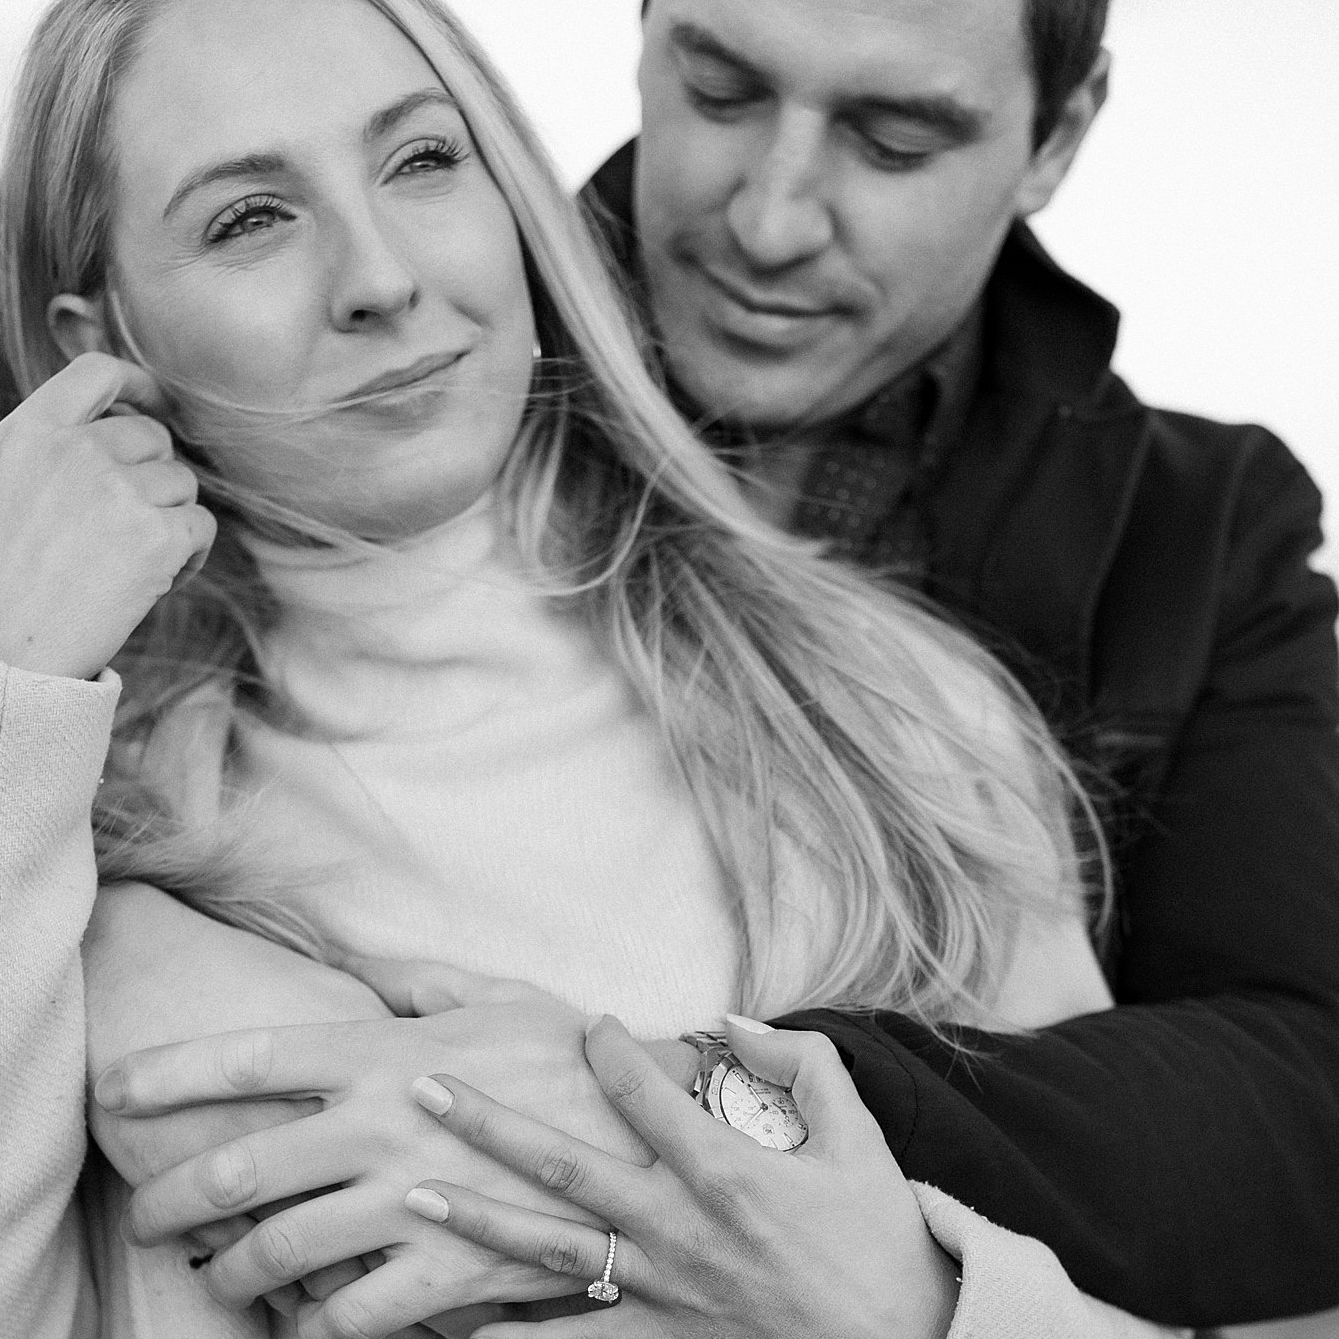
<box><xmin>586</xmin><ymin>142</ymin><xmax>1339</xmax><ymax>1328</ymax></box>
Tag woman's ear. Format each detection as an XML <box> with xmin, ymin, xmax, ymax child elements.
<box><xmin>47</xmin><ymin>293</ymin><xmax>114</xmax><ymax>362</ymax></box>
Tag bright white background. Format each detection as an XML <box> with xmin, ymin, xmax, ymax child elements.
<box><xmin>2</xmin><ymin>0</ymin><xmax>1335</xmax><ymax>579</ymax></box>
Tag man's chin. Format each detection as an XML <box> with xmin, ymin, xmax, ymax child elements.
<box><xmin>670</xmin><ymin>354</ymin><xmax>860</xmax><ymax>435</ymax></box>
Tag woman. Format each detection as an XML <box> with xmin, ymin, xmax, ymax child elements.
<box><xmin>0</xmin><ymin>0</ymin><xmax>1163</xmax><ymax>1334</ymax></box>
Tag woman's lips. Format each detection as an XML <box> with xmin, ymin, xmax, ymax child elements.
<box><xmin>336</xmin><ymin>354</ymin><xmax>466</xmax><ymax>428</ymax></box>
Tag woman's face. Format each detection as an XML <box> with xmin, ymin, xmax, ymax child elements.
<box><xmin>101</xmin><ymin>0</ymin><xmax>537</xmax><ymax>537</ymax></box>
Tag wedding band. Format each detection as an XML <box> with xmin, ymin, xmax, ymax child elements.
<box><xmin>587</xmin><ymin>1229</ymin><xmax>620</xmax><ymax>1304</ymax></box>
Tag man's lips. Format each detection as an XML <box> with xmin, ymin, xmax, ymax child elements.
<box><xmin>690</xmin><ymin>263</ymin><xmax>847</xmax><ymax>350</ymax></box>
<box><xmin>698</xmin><ymin>264</ymin><xmax>837</xmax><ymax>320</ymax></box>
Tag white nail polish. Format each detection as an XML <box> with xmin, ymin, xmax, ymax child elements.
<box><xmin>405</xmin><ymin>1187</ymin><xmax>451</xmax><ymax>1223</ymax></box>
<box><xmin>725</xmin><ymin>1013</ymin><xmax>774</xmax><ymax>1034</ymax></box>
<box><xmin>412</xmin><ymin>1076</ymin><xmax>455</xmax><ymax>1115</ymax></box>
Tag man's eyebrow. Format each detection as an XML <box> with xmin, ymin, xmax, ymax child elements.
<box><xmin>668</xmin><ymin>22</ymin><xmax>764</xmax><ymax>82</ymax></box>
<box><xmin>668</xmin><ymin>20</ymin><xmax>985</xmax><ymax>142</ymax></box>
<box><xmin>162</xmin><ymin>89</ymin><xmax>460</xmax><ymax>222</ymax></box>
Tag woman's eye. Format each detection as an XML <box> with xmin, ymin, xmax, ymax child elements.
<box><xmin>393</xmin><ymin>138</ymin><xmax>469</xmax><ymax>178</ymax></box>
<box><xmin>207</xmin><ymin>196</ymin><xmax>294</xmax><ymax>244</ymax></box>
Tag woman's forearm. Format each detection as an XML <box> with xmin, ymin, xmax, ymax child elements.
<box><xmin>84</xmin><ymin>881</ymin><xmax>392</xmax><ymax>1184</ymax></box>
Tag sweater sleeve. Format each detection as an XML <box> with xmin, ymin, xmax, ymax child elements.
<box><xmin>910</xmin><ymin>1183</ymin><xmax>1186</xmax><ymax>1339</ymax></box>
<box><xmin>0</xmin><ymin>663</ymin><xmax>119</xmax><ymax>1339</ymax></box>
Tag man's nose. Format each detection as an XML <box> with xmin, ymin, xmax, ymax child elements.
<box><xmin>328</xmin><ymin>207</ymin><xmax>420</xmax><ymax>330</ymax></box>
<box><xmin>725</xmin><ymin>110</ymin><xmax>834</xmax><ymax>270</ymax></box>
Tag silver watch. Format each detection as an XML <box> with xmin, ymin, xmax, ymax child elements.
<box><xmin>680</xmin><ymin>1030</ymin><xmax>809</xmax><ymax>1151</ymax></box>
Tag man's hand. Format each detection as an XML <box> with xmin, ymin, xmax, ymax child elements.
<box><xmin>0</xmin><ymin>353</ymin><xmax>214</xmax><ymax>679</ymax></box>
<box><xmin>94</xmin><ymin>993</ymin><xmax>658</xmax><ymax>1334</ymax></box>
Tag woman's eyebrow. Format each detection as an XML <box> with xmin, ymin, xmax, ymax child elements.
<box><xmin>362</xmin><ymin>87</ymin><xmax>460</xmax><ymax>143</ymax></box>
<box><xmin>162</xmin><ymin>89</ymin><xmax>460</xmax><ymax>222</ymax></box>
<box><xmin>163</xmin><ymin>153</ymin><xmax>286</xmax><ymax>221</ymax></box>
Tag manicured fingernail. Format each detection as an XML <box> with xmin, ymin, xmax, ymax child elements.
<box><xmin>725</xmin><ymin>1014</ymin><xmax>774</xmax><ymax>1034</ymax></box>
<box><xmin>95</xmin><ymin>1067</ymin><xmax>127</xmax><ymax>1110</ymax></box>
<box><xmin>411</xmin><ymin>1076</ymin><xmax>454</xmax><ymax>1116</ymax></box>
<box><xmin>405</xmin><ymin>1187</ymin><xmax>451</xmax><ymax>1223</ymax></box>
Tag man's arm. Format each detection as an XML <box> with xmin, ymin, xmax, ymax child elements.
<box><xmin>780</xmin><ymin>434</ymin><xmax>1339</xmax><ymax>1328</ymax></box>
<box><xmin>0</xmin><ymin>665</ymin><xmax>118</xmax><ymax>1339</ymax></box>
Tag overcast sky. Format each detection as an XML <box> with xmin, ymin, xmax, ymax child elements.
<box><xmin>1</xmin><ymin>0</ymin><xmax>1335</xmax><ymax>578</ymax></box>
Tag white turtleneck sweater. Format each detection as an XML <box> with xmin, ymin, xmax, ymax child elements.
<box><xmin>211</xmin><ymin>497</ymin><xmax>748</xmax><ymax>1038</ymax></box>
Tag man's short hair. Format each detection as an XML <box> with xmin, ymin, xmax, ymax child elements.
<box><xmin>638</xmin><ymin>0</ymin><xmax>1110</xmax><ymax>147</ymax></box>
<box><xmin>1028</xmin><ymin>0</ymin><xmax>1110</xmax><ymax>144</ymax></box>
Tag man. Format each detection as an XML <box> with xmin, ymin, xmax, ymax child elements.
<box><xmin>574</xmin><ymin>0</ymin><xmax>1339</xmax><ymax>1325</ymax></box>
<box><xmin>61</xmin><ymin>0</ymin><xmax>1339</xmax><ymax>1330</ymax></box>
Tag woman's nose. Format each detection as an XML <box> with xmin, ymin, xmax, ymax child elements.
<box><xmin>725</xmin><ymin>111</ymin><xmax>835</xmax><ymax>271</ymax></box>
<box><xmin>328</xmin><ymin>209</ymin><xmax>420</xmax><ymax>330</ymax></box>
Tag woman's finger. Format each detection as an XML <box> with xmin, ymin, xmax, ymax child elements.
<box><xmin>204</xmin><ymin>1185</ymin><xmax>392</xmax><ymax>1308</ymax></box>
<box><xmin>124</xmin><ymin>458</ymin><xmax>200</xmax><ymax>508</ymax></box>
<box><xmin>94</xmin><ymin>1022</ymin><xmax>359</xmax><ymax>1114</ymax></box>
<box><xmin>341</xmin><ymin>956</ymin><xmax>550</xmax><ymax>1017</ymax></box>
<box><xmin>93</xmin><ymin>409</ymin><xmax>175</xmax><ymax>463</ymax></box>
<box><xmin>472</xmin><ymin>1310</ymin><xmax>633</xmax><ymax>1339</ymax></box>
<box><xmin>404</xmin><ymin>1179</ymin><xmax>636</xmax><ymax>1294</ymax></box>
<box><xmin>409</xmin><ymin>1074</ymin><xmax>641</xmax><ymax>1225</ymax></box>
<box><xmin>582</xmin><ymin>1016</ymin><xmax>733</xmax><ymax>1174</ymax></box>
<box><xmin>17</xmin><ymin>351</ymin><xmax>169</xmax><ymax>425</ymax></box>
<box><xmin>724</xmin><ymin>1020</ymin><xmax>879</xmax><ymax>1160</ymax></box>
<box><xmin>124</xmin><ymin>1110</ymin><xmax>358</xmax><ymax>1244</ymax></box>
<box><xmin>292</xmin><ymin>1256</ymin><xmax>534</xmax><ymax>1339</ymax></box>
<box><xmin>298</xmin><ymin>1257</ymin><xmax>369</xmax><ymax>1303</ymax></box>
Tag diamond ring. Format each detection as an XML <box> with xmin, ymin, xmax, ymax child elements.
<box><xmin>587</xmin><ymin>1229</ymin><xmax>620</xmax><ymax>1304</ymax></box>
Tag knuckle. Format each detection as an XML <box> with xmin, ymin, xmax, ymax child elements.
<box><xmin>697</xmin><ymin>1161</ymin><xmax>758</xmax><ymax>1221</ymax></box>
<box><xmin>199</xmin><ymin>1143</ymin><xmax>259</xmax><ymax>1210</ymax></box>
<box><xmin>535</xmin><ymin>1231</ymin><xmax>585</xmax><ymax>1278</ymax></box>
<box><xmin>248</xmin><ymin>1216</ymin><xmax>309</xmax><ymax>1282</ymax></box>
<box><xmin>320</xmin><ymin>1293</ymin><xmax>381</xmax><ymax>1339</ymax></box>
<box><xmin>454</xmin><ymin>1100</ymin><xmax>499</xmax><ymax>1148</ymax></box>
<box><xmin>217</xmin><ymin>1030</ymin><xmax>273</xmax><ymax>1093</ymax></box>
<box><xmin>123</xmin><ymin>1190</ymin><xmax>166</xmax><ymax>1246</ymax></box>
<box><xmin>533</xmin><ymin>1145</ymin><xmax>585</xmax><ymax>1197</ymax></box>
<box><xmin>604</xmin><ymin>1063</ymin><xmax>648</xmax><ymax>1108</ymax></box>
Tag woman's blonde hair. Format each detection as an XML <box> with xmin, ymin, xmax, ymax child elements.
<box><xmin>0</xmin><ymin>0</ymin><xmax>1107</xmax><ymax>1030</ymax></box>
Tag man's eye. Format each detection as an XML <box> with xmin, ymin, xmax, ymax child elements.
<box><xmin>857</xmin><ymin>135</ymin><xmax>934</xmax><ymax>173</ymax></box>
<box><xmin>207</xmin><ymin>196</ymin><xmax>293</xmax><ymax>244</ymax></box>
<box><xmin>685</xmin><ymin>80</ymin><xmax>759</xmax><ymax>117</ymax></box>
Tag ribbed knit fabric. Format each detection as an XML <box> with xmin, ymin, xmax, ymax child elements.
<box><xmin>0</xmin><ymin>664</ymin><xmax>118</xmax><ymax>1339</ymax></box>
<box><xmin>226</xmin><ymin>495</ymin><xmax>745</xmax><ymax>1039</ymax></box>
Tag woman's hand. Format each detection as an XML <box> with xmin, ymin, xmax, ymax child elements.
<box><xmin>94</xmin><ymin>976</ymin><xmax>659</xmax><ymax>1335</ymax></box>
<box><xmin>0</xmin><ymin>352</ymin><xmax>214</xmax><ymax>679</ymax></box>
<box><xmin>399</xmin><ymin>1016</ymin><xmax>961</xmax><ymax>1339</ymax></box>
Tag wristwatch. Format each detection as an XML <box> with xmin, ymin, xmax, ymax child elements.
<box><xmin>680</xmin><ymin>1030</ymin><xmax>809</xmax><ymax>1151</ymax></box>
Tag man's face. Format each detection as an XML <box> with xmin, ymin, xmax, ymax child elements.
<box><xmin>635</xmin><ymin>0</ymin><xmax>1082</xmax><ymax>429</ymax></box>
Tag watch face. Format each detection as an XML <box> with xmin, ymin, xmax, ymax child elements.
<box><xmin>708</xmin><ymin>1061</ymin><xmax>809</xmax><ymax>1151</ymax></box>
